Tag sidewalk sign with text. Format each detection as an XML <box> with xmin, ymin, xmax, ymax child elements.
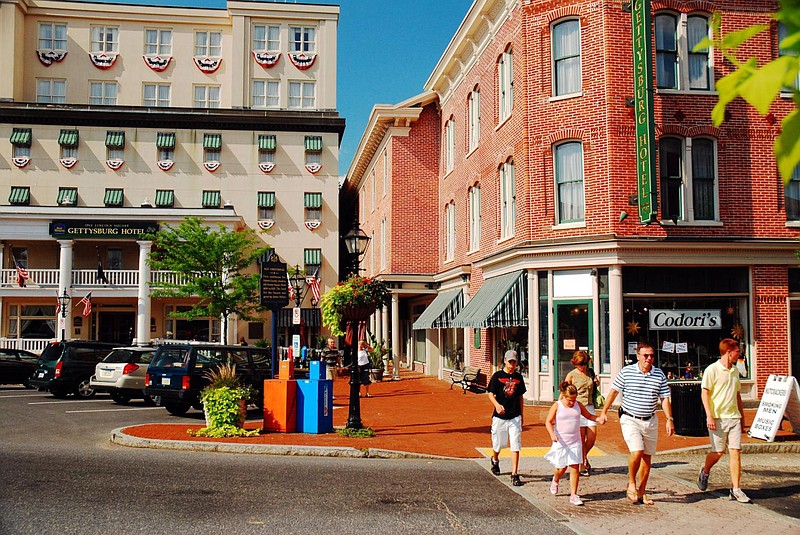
<box><xmin>748</xmin><ymin>375</ymin><xmax>800</xmax><ymax>441</ymax></box>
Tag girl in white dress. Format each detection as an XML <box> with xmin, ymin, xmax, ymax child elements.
<box><xmin>544</xmin><ymin>381</ymin><xmax>600</xmax><ymax>506</ymax></box>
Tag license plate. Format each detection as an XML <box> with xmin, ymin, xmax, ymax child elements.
<box><xmin>162</xmin><ymin>377</ymin><xmax>170</xmax><ymax>386</ymax></box>
<box><xmin>38</xmin><ymin>372</ymin><xmax>45</xmax><ymax>378</ymax></box>
<box><xmin>100</xmin><ymin>369</ymin><xmax>113</xmax><ymax>378</ymax></box>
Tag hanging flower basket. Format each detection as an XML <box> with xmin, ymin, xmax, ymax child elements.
<box><xmin>320</xmin><ymin>275</ymin><xmax>389</xmax><ymax>336</ymax></box>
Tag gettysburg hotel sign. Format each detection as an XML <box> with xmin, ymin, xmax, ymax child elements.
<box><xmin>649</xmin><ymin>309</ymin><xmax>722</xmax><ymax>330</ymax></box>
<box><xmin>49</xmin><ymin>220</ymin><xmax>159</xmax><ymax>240</ymax></box>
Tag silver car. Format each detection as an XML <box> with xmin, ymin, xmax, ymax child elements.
<box><xmin>90</xmin><ymin>347</ymin><xmax>157</xmax><ymax>405</ymax></box>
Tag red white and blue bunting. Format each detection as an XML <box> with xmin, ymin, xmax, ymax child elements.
<box><xmin>304</xmin><ymin>220</ymin><xmax>321</xmax><ymax>231</ymax></box>
<box><xmin>37</xmin><ymin>50</ymin><xmax>67</xmax><ymax>66</ymax></box>
<box><xmin>257</xmin><ymin>220</ymin><xmax>275</xmax><ymax>231</ymax></box>
<box><xmin>12</xmin><ymin>157</ymin><xmax>30</xmax><ymax>168</ymax></box>
<box><xmin>305</xmin><ymin>163</ymin><xmax>322</xmax><ymax>174</ymax></box>
<box><xmin>89</xmin><ymin>52</ymin><xmax>118</xmax><ymax>69</ymax></box>
<box><xmin>258</xmin><ymin>162</ymin><xmax>275</xmax><ymax>174</ymax></box>
<box><xmin>106</xmin><ymin>159</ymin><xmax>124</xmax><ymax>170</ymax></box>
<box><xmin>203</xmin><ymin>162</ymin><xmax>221</xmax><ymax>172</ymax></box>
<box><xmin>60</xmin><ymin>158</ymin><xmax>78</xmax><ymax>169</ymax></box>
<box><xmin>193</xmin><ymin>57</ymin><xmax>222</xmax><ymax>73</ymax></box>
<box><xmin>289</xmin><ymin>53</ymin><xmax>316</xmax><ymax>70</ymax></box>
<box><xmin>157</xmin><ymin>160</ymin><xmax>174</xmax><ymax>171</ymax></box>
<box><xmin>252</xmin><ymin>51</ymin><xmax>280</xmax><ymax>68</ymax></box>
<box><xmin>143</xmin><ymin>55</ymin><xmax>172</xmax><ymax>72</ymax></box>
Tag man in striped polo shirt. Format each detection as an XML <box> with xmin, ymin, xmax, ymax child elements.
<box><xmin>598</xmin><ymin>342</ymin><xmax>674</xmax><ymax>505</ymax></box>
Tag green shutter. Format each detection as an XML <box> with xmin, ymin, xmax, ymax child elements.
<box><xmin>10</xmin><ymin>128</ymin><xmax>32</xmax><ymax>146</ymax></box>
<box><xmin>304</xmin><ymin>136</ymin><xmax>322</xmax><ymax>151</ymax></box>
<box><xmin>57</xmin><ymin>187</ymin><xmax>78</xmax><ymax>206</ymax></box>
<box><xmin>303</xmin><ymin>192</ymin><xmax>322</xmax><ymax>208</ymax></box>
<box><xmin>58</xmin><ymin>129</ymin><xmax>79</xmax><ymax>147</ymax></box>
<box><xmin>304</xmin><ymin>248</ymin><xmax>321</xmax><ymax>266</ymax></box>
<box><xmin>202</xmin><ymin>190</ymin><xmax>221</xmax><ymax>208</ymax></box>
<box><xmin>257</xmin><ymin>191</ymin><xmax>275</xmax><ymax>208</ymax></box>
<box><xmin>203</xmin><ymin>133</ymin><xmax>221</xmax><ymax>149</ymax></box>
<box><xmin>154</xmin><ymin>189</ymin><xmax>174</xmax><ymax>207</ymax></box>
<box><xmin>9</xmin><ymin>186</ymin><xmax>30</xmax><ymax>205</ymax></box>
<box><xmin>156</xmin><ymin>132</ymin><xmax>175</xmax><ymax>148</ymax></box>
<box><xmin>104</xmin><ymin>188</ymin><xmax>124</xmax><ymax>206</ymax></box>
<box><xmin>258</xmin><ymin>135</ymin><xmax>276</xmax><ymax>151</ymax></box>
<box><xmin>105</xmin><ymin>131</ymin><xmax>125</xmax><ymax>148</ymax></box>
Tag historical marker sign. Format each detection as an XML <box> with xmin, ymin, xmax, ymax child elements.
<box><xmin>260</xmin><ymin>260</ymin><xmax>289</xmax><ymax>309</ymax></box>
<box><xmin>632</xmin><ymin>0</ymin><xmax>657</xmax><ymax>224</ymax></box>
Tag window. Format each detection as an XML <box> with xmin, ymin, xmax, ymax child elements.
<box><xmin>105</xmin><ymin>131</ymin><xmax>125</xmax><ymax>161</ymax></box>
<box><xmin>659</xmin><ymin>136</ymin><xmax>718</xmax><ymax>222</ymax></box>
<box><xmin>14</xmin><ymin>144</ymin><xmax>30</xmax><ymax>160</ymax></box>
<box><xmin>145</xmin><ymin>29</ymin><xmax>172</xmax><ymax>55</ymax></box>
<box><xmin>203</xmin><ymin>133</ymin><xmax>221</xmax><ymax>163</ymax></box>
<box><xmin>258</xmin><ymin>135</ymin><xmax>276</xmax><ymax>167</ymax></box>
<box><xmin>370</xmin><ymin>171</ymin><xmax>376</xmax><ymax>210</ymax></box>
<box><xmin>258</xmin><ymin>191</ymin><xmax>275</xmax><ymax>220</ymax></box>
<box><xmin>107</xmin><ymin>249</ymin><xmax>122</xmax><ymax>270</ymax></box>
<box><xmin>254</xmin><ymin>25</ymin><xmax>280</xmax><ymax>51</ymax></box>
<box><xmin>290</xmin><ymin>26</ymin><xmax>316</xmax><ymax>53</ymax></box>
<box><xmin>304</xmin><ymin>192</ymin><xmax>322</xmax><ymax>222</ymax></box>
<box><xmin>7</xmin><ymin>304</ymin><xmax>56</xmax><ymax>340</ymax></box>
<box><xmin>154</xmin><ymin>189</ymin><xmax>174</xmax><ymax>208</ymax></box>
<box><xmin>202</xmin><ymin>190</ymin><xmax>221</xmax><ymax>208</ymax></box>
<box><xmin>468</xmin><ymin>89</ymin><xmax>480</xmax><ymax>151</ymax></box>
<box><xmin>195</xmin><ymin>31</ymin><xmax>221</xmax><ymax>57</ymax></box>
<box><xmin>778</xmin><ymin>23</ymin><xmax>800</xmax><ymax>91</ymax></box>
<box><xmin>655</xmin><ymin>12</ymin><xmax>711</xmax><ymax>90</ymax></box>
<box><xmin>58</xmin><ymin>129</ymin><xmax>78</xmax><ymax>160</ymax></box>
<box><xmin>9</xmin><ymin>186</ymin><xmax>30</xmax><ymax>205</ymax></box>
<box><xmin>555</xmin><ymin>142</ymin><xmax>585</xmax><ymax>224</ymax></box>
<box><xmin>445</xmin><ymin>202</ymin><xmax>456</xmax><ymax>261</ymax></box>
<box><xmin>104</xmin><ymin>188</ymin><xmax>124</xmax><ymax>207</ymax></box>
<box><xmin>380</xmin><ymin>217</ymin><xmax>387</xmax><ymax>270</ymax></box>
<box><xmin>37</xmin><ymin>79</ymin><xmax>65</xmax><ymax>103</ymax></box>
<box><xmin>57</xmin><ymin>187</ymin><xmax>78</xmax><ymax>206</ymax></box>
<box><xmin>91</xmin><ymin>26</ymin><xmax>119</xmax><ymax>53</ymax></box>
<box><xmin>194</xmin><ymin>85</ymin><xmax>220</xmax><ymax>108</ymax></box>
<box><xmin>304</xmin><ymin>248</ymin><xmax>321</xmax><ymax>277</ymax></box>
<box><xmin>10</xmin><ymin>128</ymin><xmax>31</xmax><ymax>160</ymax></box>
<box><xmin>469</xmin><ymin>185</ymin><xmax>481</xmax><ymax>251</ymax></box>
<box><xmin>143</xmin><ymin>83</ymin><xmax>170</xmax><ymax>107</ymax></box>
<box><xmin>304</xmin><ymin>136</ymin><xmax>322</xmax><ymax>171</ymax></box>
<box><xmin>382</xmin><ymin>150</ymin><xmax>388</xmax><ymax>195</ymax></box>
<box><xmin>444</xmin><ymin>117</ymin><xmax>455</xmax><ymax>173</ymax></box>
<box><xmin>288</xmin><ymin>81</ymin><xmax>315</xmax><ymax>108</ymax></box>
<box><xmin>156</xmin><ymin>132</ymin><xmax>175</xmax><ymax>162</ymax></box>
<box><xmin>787</xmin><ymin>167</ymin><xmax>800</xmax><ymax>220</ymax></box>
<box><xmin>89</xmin><ymin>81</ymin><xmax>117</xmax><ymax>105</ymax></box>
<box><xmin>552</xmin><ymin>19</ymin><xmax>581</xmax><ymax>96</ymax></box>
<box><xmin>252</xmin><ymin>80</ymin><xmax>280</xmax><ymax>108</ymax></box>
<box><xmin>500</xmin><ymin>160</ymin><xmax>516</xmax><ymax>238</ymax></box>
<box><xmin>39</xmin><ymin>23</ymin><xmax>67</xmax><ymax>51</ymax></box>
<box><xmin>498</xmin><ymin>48</ymin><xmax>514</xmax><ymax>121</ymax></box>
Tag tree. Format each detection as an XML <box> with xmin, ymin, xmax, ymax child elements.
<box><xmin>147</xmin><ymin>216</ymin><xmax>272</xmax><ymax>344</ymax></box>
<box><xmin>699</xmin><ymin>3</ymin><xmax>800</xmax><ymax>182</ymax></box>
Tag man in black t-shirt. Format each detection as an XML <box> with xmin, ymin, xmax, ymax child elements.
<box><xmin>487</xmin><ymin>350</ymin><xmax>527</xmax><ymax>487</ymax></box>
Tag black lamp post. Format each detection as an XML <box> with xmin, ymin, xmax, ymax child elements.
<box><xmin>57</xmin><ymin>289</ymin><xmax>71</xmax><ymax>342</ymax></box>
<box><xmin>343</xmin><ymin>221</ymin><xmax>371</xmax><ymax>429</ymax></box>
<box><xmin>289</xmin><ymin>265</ymin><xmax>306</xmax><ymax>308</ymax></box>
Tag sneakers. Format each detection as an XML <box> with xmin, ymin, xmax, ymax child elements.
<box><xmin>511</xmin><ymin>474</ymin><xmax>522</xmax><ymax>487</ymax></box>
<box><xmin>490</xmin><ymin>459</ymin><xmax>500</xmax><ymax>476</ymax></box>
<box><xmin>697</xmin><ymin>469</ymin><xmax>709</xmax><ymax>491</ymax></box>
<box><xmin>730</xmin><ymin>488</ymin><xmax>751</xmax><ymax>503</ymax></box>
<box><xmin>569</xmin><ymin>494</ymin><xmax>584</xmax><ymax>506</ymax></box>
<box><xmin>549</xmin><ymin>479</ymin><xmax>559</xmax><ymax>495</ymax></box>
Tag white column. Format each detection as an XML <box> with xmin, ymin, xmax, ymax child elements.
<box><xmin>609</xmin><ymin>265</ymin><xmax>624</xmax><ymax>380</ymax></box>
<box><xmin>381</xmin><ymin>304</ymin><xmax>389</xmax><ymax>345</ymax></box>
<box><xmin>57</xmin><ymin>240</ymin><xmax>73</xmax><ymax>340</ymax></box>
<box><xmin>375</xmin><ymin>306</ymin><xmax>383</xmax><ymax>343</ymax></box>
<box><xmin>528</xmin><ymin>269</ymin><xmax>539</xmax><ymax>401</ymax></box>
<box><xmin>391</xmin><ymin>293</ymin><xmax>401</xmax><ymax>380</ymax></box>
<box><xmin>136</xmin><ymin>240</ymin><xmax>152</xmax><ymax>347</ymax></box>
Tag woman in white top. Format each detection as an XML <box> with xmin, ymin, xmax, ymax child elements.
<box><xmin>357</xmin><ymin>340</ymin><xmax>373</xmax><ymax>397</ymax></box>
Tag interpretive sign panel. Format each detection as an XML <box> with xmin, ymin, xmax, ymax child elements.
<box><xmin>748</xmin><ymin>375</ymin><xmax>800</xmax><ymax>442</ymax></box>
<box><xmin>260</xmin><ymin>260</ymin><xmax>289</xmax><ymax>309</ymax></box>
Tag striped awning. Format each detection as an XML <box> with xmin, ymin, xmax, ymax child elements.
<box><xmin>203</xmin><ymin>133</ymin><xmax>221</xmax><ymax>149</ymax></box>
<box><xmin>105</xmin><ymin>131</ymin><xmax>125</xmax><ymax>148</ymax></box>
<box><xmin>156</xmin><ymin>132</ymin><xmax>175</xmax><ymax>148</ymax></box>
<box><xmin>154</xmin><ymin>189</ymin><xmax>174</xmax><ymax>207</ymax></box>
<box><xmin>57</xmin><ymin>187</ymin><xmax>78</xmax><ymax>206</ymax></box>
<box><xmin>9</xmin><ymin>186</ymin><xmax>30</xmax><ymax>205</ymax></box>
<box><xmin>10</xmin><ymin>128</ymin><xmax>31</xmax><ymax>146</ymax></box>
<box><xmin>304</xmin><ymin>248</ymin><xmax>321</xmax><ymax>266</ymax></box>
<box><xmin>258</xmin><ymin>134</ymin><xmax>276</xmax><ymax>151</ymax></box>
<box><xmin>202</xmin><ymin>190</ymin><xmax>221</xmax><ymax>208</ymax></box>
<box><xmin>304</xmin><ymin>135</ymin><xmax>322</xmax><ymax>151</ymax></box>
<box><xmin>412</xmin><ymin>289</ymin><xmax>465</xmax><ymax>330</ymax></box>
<box><xmin>58</xmin><ymin>129</ymin><xmax>79</xmax><ymax>147</ymax></box>
<box><xmin>276</xmin><ymin>307</ymin><xmax>321</xmax><ymax>327</ymax></box>
<box><xmin>304</xmin><ymin>192</ymin><xmax>322</xmax><ymax>208</ymax></box>
<box><xmin>258</xmin><ymin>191</ymin><xmax>275</xmax><ymax>208</ymax></box>
<box><xmin>450</xmin><ymin>270</ymin><xmax>528</xmax><ymax>328</ymax></box>
<box><xmin>104</xmin><ymin>188</ymin><xmax>123</xmax><ymax>206</ymax></box>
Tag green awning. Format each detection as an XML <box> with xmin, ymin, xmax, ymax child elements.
<box><xmin>156</xmin><ymin>132</ymin><xmax>175</xmax><ymax>148</ymax></box>
<box><xmin>104</xmin><ymin>188</ymin><xmax>123</xmax><ymax>206</ymax></box>
<box><xmin>203</xmin><ymin>133</ymin><xmax>221</xmax><ymax>149</ymax></box>
<box><xmin>304</xmin><ymin>136</ymin><xmax>322</xmax><ymax>151</ymax></box>
<box><xmin>10</xmin><ymin>128</ymin><xmax>31</xmax><ymax>146</ymax></box>
<box><xmin>154</xmin><ymin>189</ymin><xmax>174</xmax><ymax>207</ymax></box>
<box><xmin>257</xmin><ymin>191</ymin><xmax>275</xmax><ymax>208</ymax></box>
<box><xmin>450</xmin><ymin>270</ymin><xmax>528</xmax><ymax>328</ymax></box>
<box><xmin>412</xmin><ymin>289</ymin><xmax>465</xmax><ymax>330</ymax></box>
<box><xmin>9</xmin><ymin>186</ymin><xmax>30</xmax><ymax>205</ymax></box>
<box><xmin>202</xmin><ymin>190</ymin><xmax>221</xmax><ymax>208</ymax></box>
<box><xmin>58</xmin><ymin>129</ymin><xmax>79</xmax><ymax>147</ymax></box>
<box><xmin>258</xmin><ymin>135</ymin><xmax>276</xmax><ymax>151</ymax></box>
<box><xmin>57</xmin><ymin>187</ymin><xmax>78</xmax><ymax>206</ymax></box>
<box><xmin>304</xmin><ymin>248</ymin><xmax>321</xmax><ymax>266</ymax></box>
<box><xmin>304</xmin><ymin>192</ymin><xmax>322</xmax><ymax>208</ymax></box>
<box><xmin>105</xmin><ymin>131</ymin><xmax>125</xmax><ymax>148</ymax></box>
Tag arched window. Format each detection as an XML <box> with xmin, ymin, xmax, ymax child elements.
<box><xmin>554</xmin><ymin>142</ymin><xmax>584</xmax><ymax>224</ymax></box>
<box><xmin>552</xmin><ymin>19</ymin><xmax>581</xmax><ymax>96</ymax></box>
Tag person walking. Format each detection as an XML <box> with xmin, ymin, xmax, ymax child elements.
<box><xmin>487</xmin><ymin>350</ymin><xmax>526</xmax><ymax>487</ymax></box>
<box><xmin>544</xmin><ymin>381</ymin><xmax>601</xmax><ymax>506</ymax></box>
<box><xmin>697</xmin><ymin>338</ymin><xmax>751</xmax><ymax>503</ymax></box>
<box><xmin>597</xmin><ymin>342</ymin><xmax>674</xmax><ymax>505</ymax></box>
<box><xmin>322</xmin><ymin>337</ymin><xmax>341</xmax><ymax>380</ymax></box>
<box><xmin>565</xmin><ymin>350</ymin><xmax>600</xmax><ymax>475</ymax></box>
<box><xmin>357</xmin><ymin>340</ymin><xmax>372</xmax><ymax>398</ymax></box>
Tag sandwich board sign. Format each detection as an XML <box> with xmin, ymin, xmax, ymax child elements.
<box><xmin>748</xmin><ymin>375</ymin><xmax>800</xmax><ymax>442</ymax></box>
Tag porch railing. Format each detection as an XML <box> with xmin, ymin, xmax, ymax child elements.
<box><xmin>0</xmin><ymin>337</ymin><xmax>54</xmax><ymax>354</ymax></box>
<box><xmin>0</xmin><ymin>269</ymin><xmax>189</xmax><ymax>289</ymax></box>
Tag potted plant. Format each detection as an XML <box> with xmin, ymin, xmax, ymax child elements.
<box><xmin>366</xmin><ymin>331</ymin><xmax>388</xmax><ymax>382</ymax></box>
<box><xmin>320</xmin><ymin>275</ymin><xmax>390</xmax><ymax>335</ymax></box>
<box><xmin>188</xmin><ymin>362</ymin><xmax>259</xmax><ymax>438</ymax></box>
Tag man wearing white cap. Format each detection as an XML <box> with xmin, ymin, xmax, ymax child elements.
<box><xmin>488</xmin><ymin>349</ymin><xmax>527</xmax><ymax>486</ymax></box>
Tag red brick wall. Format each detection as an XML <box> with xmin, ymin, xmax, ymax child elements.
<box><xmin>752</xmin><ymin>266</ymin><xmax>790</xmax><ymax>396</ymax></box>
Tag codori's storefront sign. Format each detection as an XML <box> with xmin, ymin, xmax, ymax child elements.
<box><xmin>649</xmin><ymin>309</ymin><xmax>721</xmax><ymax>330</ymax></box>
<box><xmin>49</xmin><ymin>220</ymin><xmax>159</xmax><ymax>239</ymax></box>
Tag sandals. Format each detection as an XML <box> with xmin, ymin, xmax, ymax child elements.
<box><xmin>626</xmin><ymin>485</ymin><xmax>639</xmax><ymax>504</ymax></box>
<box><xmin>640</xmin><ymin>494</ymin><xmax>654</xmax><ymax>506</ymax></box>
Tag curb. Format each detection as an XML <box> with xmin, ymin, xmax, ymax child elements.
<box><xmin>658</xmin><ymin>442</ymin><xmax>800</xmax><ymax>455</ymax></box>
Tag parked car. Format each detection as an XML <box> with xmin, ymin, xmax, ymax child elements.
<box><xmin>90</xmin><ymin>346</ymin><xmax>157</xmax><ymax>405</ymax></box>
<box><xmin>0</xmin><ymin>348</ymin><xmax>40</xmax><ymax>387</ymax></box>
<box><xmin>144</xmin><ymin>344</ymin><xmax>271</xmax><ymax>416</ymax></box>
<box><xmin>29</xmin><ymin>341</ymin><xmax>118</xmax><ymax>398</ymax></box>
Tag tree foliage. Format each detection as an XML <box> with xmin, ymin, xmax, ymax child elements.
<box><xmin>147</xmin><ymin>217</ymin><xmax>272</xmax><ymax>342</ymax></box>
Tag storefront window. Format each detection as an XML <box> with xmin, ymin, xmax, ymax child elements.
<box><xmin>442</xmin><ymin>327</ymin><xmax>464</xmax><ymax>370</ymax></box>
<box><xmin>7</xmin><ymin>305</ymin><xmax>56</xmax><ymax>339</ymax></box>
<box><xmin>164</xmin><ymin>305</ymin><xmax>219</xmax><ymax>342</ymax></box>
<box><xmin>497</xmin><ymin>326</ymin><xmax>528</xmax><ymax>374</ymax></box>
<box><xmin>539</xmin><ymin>272</ymin><xmax>549</xmax><ymax>373</ymax></box>
<box><xmin>598</xmin><ymin>268</ymin><xmax>610</xmax><ymax>374</ymax></box>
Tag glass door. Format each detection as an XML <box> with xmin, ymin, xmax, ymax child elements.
<box><xmin>554</xmin><ymin>300</ymin><xmax>593</xmax><ymax>398</ymax></box>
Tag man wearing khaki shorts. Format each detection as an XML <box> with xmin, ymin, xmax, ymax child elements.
<box><xmin>697</xmin><ymin>338</ymin><xmax>751</xmax><ymax>503</ymax></box>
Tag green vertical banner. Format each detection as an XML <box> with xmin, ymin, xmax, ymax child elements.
<box><xmin>632</xmin><ymin>0</ymin><xmax>657</xmax><ymax>224</ymax></box>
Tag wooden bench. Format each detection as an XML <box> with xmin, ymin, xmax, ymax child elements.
<box><xmin>449</xmin><ymin>366</ymin><xmax>484</xmax><ymax>394</ymax></box>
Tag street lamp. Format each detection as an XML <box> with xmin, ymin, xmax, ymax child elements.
<box><xmin>57</xmin><ymin>289</ymin><xmax>71</xmax><ymax>342</ymax></box>
<box><xmin>289</xmin><ymin>265</ymin><xmax>306</xmax><ymax>308</ymax></box>
<box><xmin>343</xmin><ymin>222</ymin><xmax>370</xmax><ymax>275</ymax></box>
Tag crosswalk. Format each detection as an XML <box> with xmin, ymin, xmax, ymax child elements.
<box><xmin>477</xmin><ymin>446</ymin><xmax>606</xmax><ymax>458</ymax></box>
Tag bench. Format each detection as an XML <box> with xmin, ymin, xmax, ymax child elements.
<box><xmin>449</xmin><ymin>366</ymin><xmax>484</xmax><ymax>394</ymax></box>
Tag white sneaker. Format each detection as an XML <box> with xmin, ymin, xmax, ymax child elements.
<box><xmin>569</xmin><ymin>494</ymin><xmax>584</xmax><ymax>506</ymax></box>
<box><xmin>549</xmin><ymin>479</ymin><xmax>558</xmax><ymax>495</ymax></box>
<box><xmin>730</xmin><ymin>488</ymin><xmax>751</xmax><ymax>503</ymax></box>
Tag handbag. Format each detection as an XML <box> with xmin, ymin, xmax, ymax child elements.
<box><xmin>593</xmin><ymin>381</ymin><xmax>605</xmax><ymax>409</ymax></box>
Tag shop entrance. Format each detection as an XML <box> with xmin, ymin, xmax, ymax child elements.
<box><xmin>98</xmin><ymin>312</ymin><xmax>135</xmax><ymax>345</ymax></box>
<box><xmin>554</xmin><ymin>300</ymin><xmax>593</xmax><ymax>398</ymax></box>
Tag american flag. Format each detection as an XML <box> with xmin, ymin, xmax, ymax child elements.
<box><xmin>286</xmin><ymin>273</ymin><xmax>295</xmax><ymax>301</ymax></box>
<box><xmin>13</xmin><ymin>256</ymin><xmax>28</xmax><ymax>287</ymax></box>
<box><xmin>306</xmin><ymin>269</ymin><xmax>321</xmax><ymax>303</ymax></box>
<box><xmin>78</xmin><ymin>292</ymin><xmax>92</xmax><ymax>317</ymax></box>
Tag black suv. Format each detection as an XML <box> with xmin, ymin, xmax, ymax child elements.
<box><xmin>144</xmin><ymin>344</ymin><xmax>272</xmax><ymax>416</ymax></box>
<box><xmin>29</xmin><ymin>341</ymin><xmax>118</xmax><ymax>398</ymax></box>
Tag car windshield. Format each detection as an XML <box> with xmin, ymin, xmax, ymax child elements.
<box><xmin>103</xmin><ymin>349</ymin><xmax>155</xmax><ymax>364</ymax></box>
<box><xmin>38</xmin><ymin>343</ymin><xmax>63</xmax><ymax>363</ymax></box>
<box><xmin>151</xmin><ymin>348</ymin><xmax>190</xmax><ymax>368</ymax></box>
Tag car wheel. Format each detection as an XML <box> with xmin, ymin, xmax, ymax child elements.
<box><xmin>74</xmin><ymin>378</ymin><xmax>96</xmax><ymax>399</ymax></box>
<box><xmin>109</xmin><ymin>391</ymin><xmax>131</xmax><ymax>405</ymax></box>
<box><xmin>164</xmin><ymin>401</ymin><xmax>191</xmax><ymax>416</ymax></box>
<box><xmin>50</xmin><ymin>386</ymin><xmax>69</xmax><ymax>399</ymax></box>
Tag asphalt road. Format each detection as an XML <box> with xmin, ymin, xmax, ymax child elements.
<box><xmin>0</xmin><ymin>386</ymin><xmax>573</xmax><ymax>534</ymax></box>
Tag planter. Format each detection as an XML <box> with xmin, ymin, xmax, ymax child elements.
<box><xmin>369</xmin><ymin>368</ymin><xmax>384</xmax><ymax>382</ymax></box>
<box><xmin>204</xmin><ymin>398</ymin><xmax>247</xmax><ymax>428</ymax></box>
<box><xmin>340</xmin><ymin>304</ymin><xmax>378</xmax><ymax>322</ymax></box>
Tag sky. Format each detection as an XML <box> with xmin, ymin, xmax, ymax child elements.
<box><xmin>80</xmin><ymin>0</ymin><xmax>471</xmax><ymax>176</ymax></box>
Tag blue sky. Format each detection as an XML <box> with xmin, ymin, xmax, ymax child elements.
<box><xmin>81</xmin><ymin>0</ymin><xmax>470</xmax><ymax>175</ymax></box>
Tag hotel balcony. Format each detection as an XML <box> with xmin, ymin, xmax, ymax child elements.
<box><xmin>0</xmin><ymin>268</ymin><xmax>187</xmax><ymax>293</ymax></box>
